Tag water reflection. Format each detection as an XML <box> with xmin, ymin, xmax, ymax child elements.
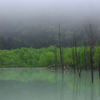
<box><xmin>60</xmin><ymin>73</ymin><xmax>64</xmax><ymax>100</ymax></box>
<box><xmin>0</xmin><ymin>69</ymin><xmax>100</xmax><ymax>100</ymax></box>
<box><xmin>99</xmin><ymin>79</ymin><xmax>100</xmax><ymax>96</ymax></box>
<box><xmin>72</xmin><ymin>74</ymin><xmax>76</xmax><ymax>100</ymax></box>
<box><xmin>85</xmin><ymin>72</ymin><xmax>87</xmax><ymax>100</ymax></box>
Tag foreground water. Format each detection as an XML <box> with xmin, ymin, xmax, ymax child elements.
<box><xmin>0</xmin><ymin>69</ymin><xmax>100</xmax><ymax>100</ymax></box>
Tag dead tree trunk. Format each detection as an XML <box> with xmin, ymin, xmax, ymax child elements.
<box><xmin>90</xmin><ymin>46</ymin><xmax>93</xmax><ymax>83</ymax></box>
<box><xmin>58</xmin><ymin>24</ymin><xmax>64</xmax><ymax>73</ymax></box>
<box><xmin>84</xmin><ymin>24</ymin><xmax>96</xmax><ymax>83</ymax></box>
<box><xmin>99</xmin><ymin>54</ymin><xmax>100</xmax><ymax>78</ymax></box>
<box><xmin>73</xmin><ymin>34</ymin><xmax>75</xmax><ymax>74</ymax></box>
<box><xmin>79</xmin><ymin>53</ymin><xmax>81</xmax><ymax>78</ymax></box>
<box><xmin>75</xmin><ymin>37</ymin><xmax>78</xmax><ymax>73</ymax></box>
<box><xmin>55</xmin><ymin>45</ymin><xmax>57</xmax><ymax>71</ymax></box>
<box><xmin>84</xmin><ymin>24</ymin><xmax>96</xmax><ymax>49</ymax></box>
<box><xmin>84</xmin><ymin>40</ymin><xmax>87</xmax><ymax>72</ymax></box>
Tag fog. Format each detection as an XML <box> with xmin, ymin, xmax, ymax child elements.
<box><xmin>0</xmin><ymin>0</ymin><xmax>100</xmax><ymax>24</ymax></box>
<box><xmin>0</xmin><ymin>0</ymin><xmax>100</xmax><ymax>49</ymax></box>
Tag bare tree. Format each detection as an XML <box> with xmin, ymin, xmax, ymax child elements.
<box><xmin>58</xmin><ymin>24</ymin><xmax>64</xmax><ymax>73</ymax></box>
<box><xmin>84</xmin><ymin>24</ymin><xmax>97</xmax><ymax>49</ymax></box>
<box><xmin>55</xmin><ymin>45</ymin><xmax>57</xmax><ymax>71</ymax></box>
<box><xmin>84</xmin><ymin>24</ymin><xmax>96</xmax><ymax>83</ymax></box>
<box><xmin>99</xmin><ymin>54</ymin><xmax>100</xmax><ymax>78</ymax></box>
<box><xmin>84</xmin><ymin>39</ymin><xmax>87</xmax><ymax>72</ymax></box>
<box><xmin>72</xmin><ymin>34</ymin><xmax>75</xmax><ymax>74</ymax></box>
<box><xmin>75</xmin><ymin>37</ymin><xmax>78</xmax><ymax>73</ymax></box>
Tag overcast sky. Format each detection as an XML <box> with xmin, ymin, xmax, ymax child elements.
<box><xmin>0</xmin><ymin>0</ymin><xmax>100</xmax><ymax>25</ymax></box>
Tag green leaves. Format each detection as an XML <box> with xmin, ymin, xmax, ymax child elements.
<box><xmin>63</xmin><ymin>48</ymin><xmax>72</xmax><ymax>65</ymax></box>
<box><xmin>46</xmin><ymin>52</ymin><xmax>55</xmax><ymax>66</ymax></box>
<box><xmin>0</xmin><ymin>46</ymin><xmax>99</xmax><ymax>68</ymax></box>
<box><xmin>39</xmin><ymin>54</ymin><xmax>47</xmax><ymax>67</ymax></box>
<box><xmin>93</xmin><ymin>46</ymin><xmax>100</xmax><ymax>68</ymax></box>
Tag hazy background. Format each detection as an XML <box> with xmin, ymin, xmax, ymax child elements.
<box><xmin>0</xmin><ymin>0</ymin><xmax>100</xmax><ymax>49</ymax></box>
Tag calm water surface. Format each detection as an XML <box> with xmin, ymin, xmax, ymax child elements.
<box><xmin>0</xmin><ymin>69</ymin><xmax>100</xmax><ymax>100</ymax></box>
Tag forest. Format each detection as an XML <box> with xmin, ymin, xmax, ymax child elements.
<box><xmin>0</xmin><ymin>11</ymin><xmax>100</xmax><ymax>50</ymax></box>
<box><xmin>0</xmin><ymin>1</ymin><xmax>100</xmax><ymax>69</ymax></box>
<box><xmin>0</xmin><ymin>45</ymin><xmax>100</xmax><ymax>69</ymax></box>
<box><xmin>0</xmin><ymin>19</ymin><xmax>100</xmax><ymax>68</ymax></box>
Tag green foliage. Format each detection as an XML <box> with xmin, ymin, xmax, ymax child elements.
<box><xmin>76</xmin><ymin>47</ymin><xmax>91</xmax><ymax>68</ymax></box>
<box><xmin>39</xmin><ymin>54</ymin><xmax>47</xmax><ymax>67</ymax></box>
<box><xmin>0</xmin><ymin>46</ymin><xmax>99</xmax><ymax>68</ymax></box>
<box><xmin>63</xmin><ymin>48</ymin><xmax>72</xmax><ymax>65</ymax></box>
<box><xmin>93</xmin><ymin>46</ymin><xmax>100</xmax><ymax>68</ymax></box>
<box><xmin>46</xmin><ymin>52</ymin><xmax>55</xmax><ymax>66</ymax></box>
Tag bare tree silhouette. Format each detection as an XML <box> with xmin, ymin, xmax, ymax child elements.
<box><xmin>58</xmin><ymin>24</ymin><xmax>64</xmax><ymax>73</ymax></box>
<box><xmin>84</xmin><ymin>24</ymin><xmax>96</xmax><ymax>83</ymax></box>
<box><xmin>84</xmin><ymin>24</ymin><xmax>97</xmax><ymax>49</ymax></box>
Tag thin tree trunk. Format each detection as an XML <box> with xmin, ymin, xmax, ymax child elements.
<box><xmin>90</xmin><ymin>46</ymin><xmax>93</xmax><ymax>83</ymax></box>
<box><xmin>99</xmin><ymin>54</ymin><xmax>100</xmax><ymax>78</ymax></box>
<box><xmin>79</xmin><ymin>53</ymin><xmax>81</xmax><ymax>78</ymax></box>
<box><xmin>84</xmin><ymin>40</ymin><xmax>87</xmax><ymax>72</ymax></box>
<box><xmin>73</xmin><ymin>35</ymin><xmax>75</xmax><ymax>74</ymax></box>
<box><xmin>58</xmin><ymin>24</ymin><xmax>64</xmax><ymax>73</ymax></box>
<box><xmin>55</xmin><ymin>45</ymin><xmax>57</xmax><ymax>71</ymax></box>
<box><xmin>61</xmin><ymin>44</ymin><xmax>64</xmax><ymax>73</ymax></box>
<box><xmin>75</xmin><ymin>37</ymin><xmax>78</xmax><ymax>73</ymax></box>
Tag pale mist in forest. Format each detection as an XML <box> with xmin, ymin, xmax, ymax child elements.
<box><xmin>0</xmin><ymin>0</ymin><xmax>100</xmax><ymax>49</ymax></box>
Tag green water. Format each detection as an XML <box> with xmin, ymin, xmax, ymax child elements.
<box><xmin>0</xmin><ymin>69</ymin><xmax>100</xmax><ymax>100</ymax></box>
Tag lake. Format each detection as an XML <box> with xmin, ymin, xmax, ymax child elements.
<box><xmin>0</xmin><ymin>69</ymin><xmax>100</xmax><ymax>100</ymax></box>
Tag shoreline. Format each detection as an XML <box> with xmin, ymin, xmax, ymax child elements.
<box><xmin>0</xmin><ymin>67</ymin><xmax>47</xmax><ymax>69</ymax></box>
<box><xmin>0</xmin><ymin>67</ymin><xmax>99</xmax><ymax>71</ymax></box>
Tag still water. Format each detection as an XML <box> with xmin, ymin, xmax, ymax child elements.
<box><xmin>0</xmin><ymin>69</ymin><xmax>100</xmax><ymax>100</ymax></box>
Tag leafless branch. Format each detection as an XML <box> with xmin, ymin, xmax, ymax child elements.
<box><xmin>84</xmin><ymin>24</ymin><xmax>97</xmax><ymax>49</ymax></box>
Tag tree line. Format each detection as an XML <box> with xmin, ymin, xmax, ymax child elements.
<box><xmin>0</xmin><ymin>45</ymin><xmax>100</xmax><ymax>69</ymax></box>
<box><xmin>0</xmin><ymin>19</ymin><xmax>100</xmax><ymax>50</ymax></box>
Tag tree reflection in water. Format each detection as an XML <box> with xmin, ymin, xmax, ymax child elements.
<box><xmin>59</xmin><ymin>70</ymin><xmax>100</xmax><ymax>100</ymax></box>
<box><xmin>60</xmin><ymin>73</ymin><xmax>64</xmax><ymax>100</ymax></box>
<box><xmin>0</xmin><ymin>69</ymin><xmax>100</xmax><ymax>100</ymax></box>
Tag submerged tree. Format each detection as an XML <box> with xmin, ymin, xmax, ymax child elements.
<box><xmin>72</xmin><ymin>34</ymin><xmax>75</xmax><ymax>74</ymax></box>
<box><xmin>54</xmin><ymin>45</ymin><xmax>57</xmax><ymax>71</ymax></box>
<box><xmin>78</xmin><ymin>53</ymin><xmax>81</xmax><ymax>78</ymax></box>
<box><xmin>75</xmin><ymin>37</ymin><xmax>78</xmax><ymax>73</ymax></box>
<box><xmin>58</xmin><ymin>24</ymin><xmax>64</xmax><ymax>73</ymax></box>
<box><xmin>84</xmin><ymin>39</ymin><xmax>87</xmax><ymax>72</ymax></box>
<box><xmin>99</xmin><ymin>54</ymin><xmax>100</xmax><ymax>78</ymax></box>
<box><xmin>84</xmin><ymin>24</ymin><xmax>97</xmax><ymax>83</ymax></box>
